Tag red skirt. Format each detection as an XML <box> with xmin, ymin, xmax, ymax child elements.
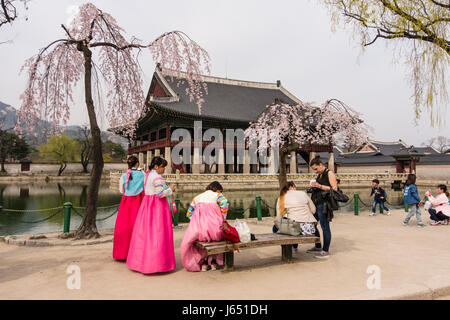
<box><xmin>112</xmin><ymin>191</ymin><xmax>144</xmax><ymax>260</ymax></box>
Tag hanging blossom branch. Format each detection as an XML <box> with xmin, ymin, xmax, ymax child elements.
<box><xmin>245</xmin><ymin>100</ymin><xmax>369</xmax><ymax>152</ymax></box>
<box><xmin>17</xmin><ymin>2</ymin><xmax>211</xmax><ymax>138</ymax></box>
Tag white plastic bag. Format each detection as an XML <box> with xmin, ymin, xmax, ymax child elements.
<box><xmin>234</xmin><ymin>219</ymin><xmax>251</xmax><ymax>243</ymax></box>
<box><xmin>424</xmin><ymin>201</ymin><xmax>432</xmax><ymax>211</ymax></box>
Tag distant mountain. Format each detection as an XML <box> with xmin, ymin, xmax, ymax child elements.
<box><xmin>0</xmin><ymin>101</ymin><xmax>129</xmax><ymax>149</ymax></box>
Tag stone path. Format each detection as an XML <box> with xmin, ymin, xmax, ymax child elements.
<box><xmin>1</xmin><ymin>211</ymin><xmax>449</xmax><ymax>300</ymax></box>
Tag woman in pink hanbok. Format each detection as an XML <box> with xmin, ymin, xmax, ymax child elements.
<box><xmin>180</xmin><ymin>181</ymin><xmax>229</xmax><ymax>272</ymax></box>
<box><xmin>126</xmin><ymin>156</ymin><xmax>176</xmax><ymax>274</ymax></box>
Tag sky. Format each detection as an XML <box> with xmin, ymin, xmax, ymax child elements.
<box><xmin>0</xmin><ymin>0</ymin><xmax>449</xmax><ymax>147</ymax></box>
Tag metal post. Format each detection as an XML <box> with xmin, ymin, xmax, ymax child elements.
<box><xmin>255</xmin><ymin>195</ymin><xmax>262</xmax><ymax>221</ymax></box>
<box><xmin>174</xmin><ymin>198</ymin><xmax>180</xmax><ymax>226</ymax></box>
<box><xmin>63</xmin><ymin>202</ymin><xmax>72</xmax><ymax>233</ymax></box>
<box><xmin>354</xmin><ymin>194</ymin><xmax>359</xmax><ymax>216</ymax></box>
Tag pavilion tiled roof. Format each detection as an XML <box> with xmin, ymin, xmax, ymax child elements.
<box><xmin>148</xmin><ymin>67</ymin><xmax>301</xmax><ymax>123</ymax></box>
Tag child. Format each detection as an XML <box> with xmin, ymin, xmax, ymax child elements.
<box><xmin>425</xmin><ymin>184</ymin><xmax>450</xmax><ymax>226</ymax></box>
<box><xmin>180</xmin><ymin>181</ymin><xmax>229</xmax><ymax>272</ymax></box>
<box><xmin>113</xmin><ymin>156</ymin><xmax>145</xmax><ymax>260</ymax></box>
<box><xmin>369</xmin><ymin>179</ymin><xmax>391</xmax><ymax>216</ymax></box>
<box><xmin>126</xmin><ymin>156</ymin><xmax>176</xmax><ymax>274</ymax></box>
<box><xmin>403</xmin><ymin>174</ymin><xmax>424</xmax><ymax>227</ymax></box>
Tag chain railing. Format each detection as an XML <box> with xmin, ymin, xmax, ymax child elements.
<box><xmin>1</xmin><ymin>192</ymin><xmax>411</xmax><ymax>235</ymax></box>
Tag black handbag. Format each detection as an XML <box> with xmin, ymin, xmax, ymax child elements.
<box><xmin>331</xmin><ymin>189</ymin><xmax>349</xmax><ymax>203</ymax></box>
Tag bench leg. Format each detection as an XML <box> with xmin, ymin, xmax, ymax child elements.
<box><xmin>281</xmin><ymin>245</ymin><xmax>292</xmax><ymax>263</ymax></box>
<box><xmin>224</xmin><ymin>251</ymin><xmax>234</xmax><ymax>271</ymax></box>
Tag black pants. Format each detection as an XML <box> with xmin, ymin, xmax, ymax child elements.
<box><xmin>429</xmin><ymin>209</ymin><xmax>449</xmax><ymax>222</ymax></box>
<box><xmin>272</xmin><ymin>225</ymin><xmax>298</xmax><ymax>249</ymax></box>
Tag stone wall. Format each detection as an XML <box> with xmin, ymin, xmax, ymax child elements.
<box><xmin>3</xmin><ymin>162</ymin><xmax>127</xmax><ymax>176</ymax></box>
<box><xmin>110</xmin><ymin>172</ymin><xmax>425</xmax><ymax>192</ymax></box>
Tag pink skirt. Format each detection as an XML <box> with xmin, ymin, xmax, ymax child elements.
<box><xmin>126</xmin><ymin>194</ymin><xmax>176</xmax><ymax>274</ymax></box>
<box><xmin>112</xmin><ymin>191</ymin><xmax>144</xmax><ymax>260</ymax></box>
<box><xmin>180</xmin><ymin>202</ymin><xmax>225</xmax><ymax>272</ymax></box>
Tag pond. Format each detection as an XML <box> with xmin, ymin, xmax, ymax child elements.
<box><xmin>0</xmin><ymin>182</ymin><xmax>426</xmax><ymax>236</ymax></box>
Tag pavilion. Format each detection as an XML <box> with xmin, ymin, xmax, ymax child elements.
<box><xmin>124</xmin><ymin>65</ymin><xmax>335</xmax><ymax>174</ymax></box>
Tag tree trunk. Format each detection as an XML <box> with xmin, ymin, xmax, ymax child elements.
<box><xmin>81</xmin><ymin>158</ymin><xmax>89</xmax><ymax>173</ymax></box>
<box><xmin>1</xmin><ymin>159</ymin><xmax>6</xmax><ymax>173</ymax></box>
<box><xmin>75</xmin><ymin>45</ymin><xmax>103</xmax><ymax>239</ymax></box>
<box><xmin>58</xmin><ymin>162</ymin><xmax>67</xmax><ymax>176</ymax></box>
<box><xmin>278</xmin><ymin>142</ymin><xmax>299</xmax><ymax>190</ymax></box>
<box><xmin>278</xmin><ymin>149</ymin><xmax>287</xmax><ymax>190</ymax></box>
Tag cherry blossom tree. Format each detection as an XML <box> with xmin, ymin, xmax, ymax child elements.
<box><xmin>245</xmin><ymin>99</ymin><xmax>369</xmax><ymax>188</ymax></box>
<box><xmin>0</xmin><ymin>0</ymin><xmax>28</xmax><ymax>28</ymax></box>
<box><xmin>17</xmin><ymin>3</ymin><xmax>210</xmax><ymax>238</ymax></box>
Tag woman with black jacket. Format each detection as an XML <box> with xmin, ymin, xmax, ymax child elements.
<box><xmin>307</xmin><ymin>156</ymin><xmax>338</xmax><ymax>259</ymax></box>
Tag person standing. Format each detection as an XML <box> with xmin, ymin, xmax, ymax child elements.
<box><xmin>403</xmin><ymin>174</ymin><xmax>425</xmax><ymax>227</ymax></box>
<box><xmin>113</xmin><ymin>156</ymin><xmax>145</xmax><ymax>260</ymax></box>
<box><xmin>126</xmin><ymin>156</ymin><xmax>176</xmax><ymax>274</ymax></box>
<box><xmin>307</xmin><ymin>156</ymin><xmax>338</xmax><ymax>259</ymax></box>
<box><xmin>369</xmin><ymin>179</ymin><xmax>391</xmax><ymax>216</ymax></box>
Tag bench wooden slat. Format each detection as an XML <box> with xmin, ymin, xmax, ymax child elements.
<box><xmin>195</xmin><ymin>233</ymin><xmax>320</xmax><ymax>255</ymax></box>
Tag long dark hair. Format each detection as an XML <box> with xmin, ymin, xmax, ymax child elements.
<box><xmin>206</xmin><ymin>181</ymin><xmax>223</xmax><ymax>192</ymax></box>
<box><xmin>279</xmin><ymin>181</ymin><xmax>296</xmax><ymax>216</ymax></box>
<box><xmin>280</xmin><ymin>181</ymin><xmax>296</xmax><ymax>196</ymax></box>
<box><xmin>438</xmin><ymin>184</ymin><xmax>449</xmax><ymax>197</ymax></box>
<box><xmin>405</xmin><ymin>173</ymin><xmax>416</xmax><ymax>186</ymax></box>
<box><xmin>126</xmin><ymin>155</ymin><xmax>139</xmax><ymax>181</ymax></box>
<box><xmin>309</xmin><ymin>155</ymin><xmax>323</xmax><ymax>167</ymax></box>
<box><xmin>149</xmin><ymin>156</ymin><xmax>167</xmax><ymax>170</ymax></box>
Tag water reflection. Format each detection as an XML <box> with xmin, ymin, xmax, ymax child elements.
<box><xmin>0</xmin><ymin>182</ymin><xmax>425</xmax><ymax>236</ymax></box>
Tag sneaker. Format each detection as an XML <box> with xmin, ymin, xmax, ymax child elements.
<box><xmin>430</xmin><ymin>221</ymin><xmax>441</xmax><ymax>226</ymax></box>
<box><xmin>441</xmin><ymin>219</ymin><xmax>449</xmax><ymax>225</ymax></box>
<box><xmin>306</xmin><ymin>247</ymin><xmax>322</xmax><ymax>253</ymax></box>
<box><xmin>210</xmin><ymin>263</ymin><xmax>217</xmax><ymax>271</ymax></box>
<box><xmin>314</xmin><ymin>251</ymin><xmax>330</xmax><ymax>259</ymax></box>
<box><xmin>369</xmin><ymin>212</ymin><xmax>376</xmax><ymax>216</ymax></box>
<box><xmin>201</xmin><ymin>264</ymin><xmax>209</xmax><ymax>272</ymax></box>
<box><xmin>385</xmin><ymin>211</ymin><xmax>391</xmax><ymax>216</ymax></box>
<box><xmin>403</xmin><ymin>221</ymin><xmax>409</xmax><ymax>226</ymax></box>
<box><xmin>417</xmin><ymin>223</ymin><xmax>426</xmax><ymax>228</ymax></box>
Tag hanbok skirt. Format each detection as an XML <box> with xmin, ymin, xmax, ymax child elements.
<box><xmin>126</xmin><ymin>194</ymin><xmax>176</xmax><ymax>274</ymax></box>
<box><xmin>112</xmin><ymin>191</ymin><xmax>144</xmax><ymax>260</ymax></box>
<box><xmin>180</xmin><ymin>202</ymin><xmax>225</xmax><ymax>272</ymax></box>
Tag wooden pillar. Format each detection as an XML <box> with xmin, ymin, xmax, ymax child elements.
<box><xmin>328</xmin><ymin>152</ymin><xmax>335</xmax><ymax>173</ymax></box>
<box><xmin>146</xmin><ymin>150</ymin><xmax>152</xmax><ymax>171</ymax></box>
<box><xmin>165</xmin><ymin>146</ymin><xmax>172</xmax><ymax>174</ymax></box>
<box><xmin>218</xmin><ymin>147</ymin><xmax>225</xmax><ymax>174</ymax></box>
<box><xmin>268</xmin><ymin>150</ymin><xmax>276</xmax><ymax>174</ymax></box>
<box><xmin>138</xmin><ymin>152</ymin><xmax>144</xmax><ymax>170</ymax></box>
<box><xmin>243</xmin><ymin>149</ymin><xmax>250</xmax><ymax>174</ymax></box>
<box><xmin>290</xmin><ymin>151</ymin><xmax>297</xmax><ymax>174</ymax></box>
<box><xmin>192</xmin><ymin>147</ymin><xmax>200</xmax><ymax>174</ymax></box>
<box><xmin>308</xmin><ymin>152</ymin><xmax>316</xmax><ymax>173</ymax></box>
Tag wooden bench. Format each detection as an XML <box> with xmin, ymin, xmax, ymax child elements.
<box><xmin>194</xmin><ymin>233</ymin><xmax>320</xmax><ymax>271</ymax></box>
